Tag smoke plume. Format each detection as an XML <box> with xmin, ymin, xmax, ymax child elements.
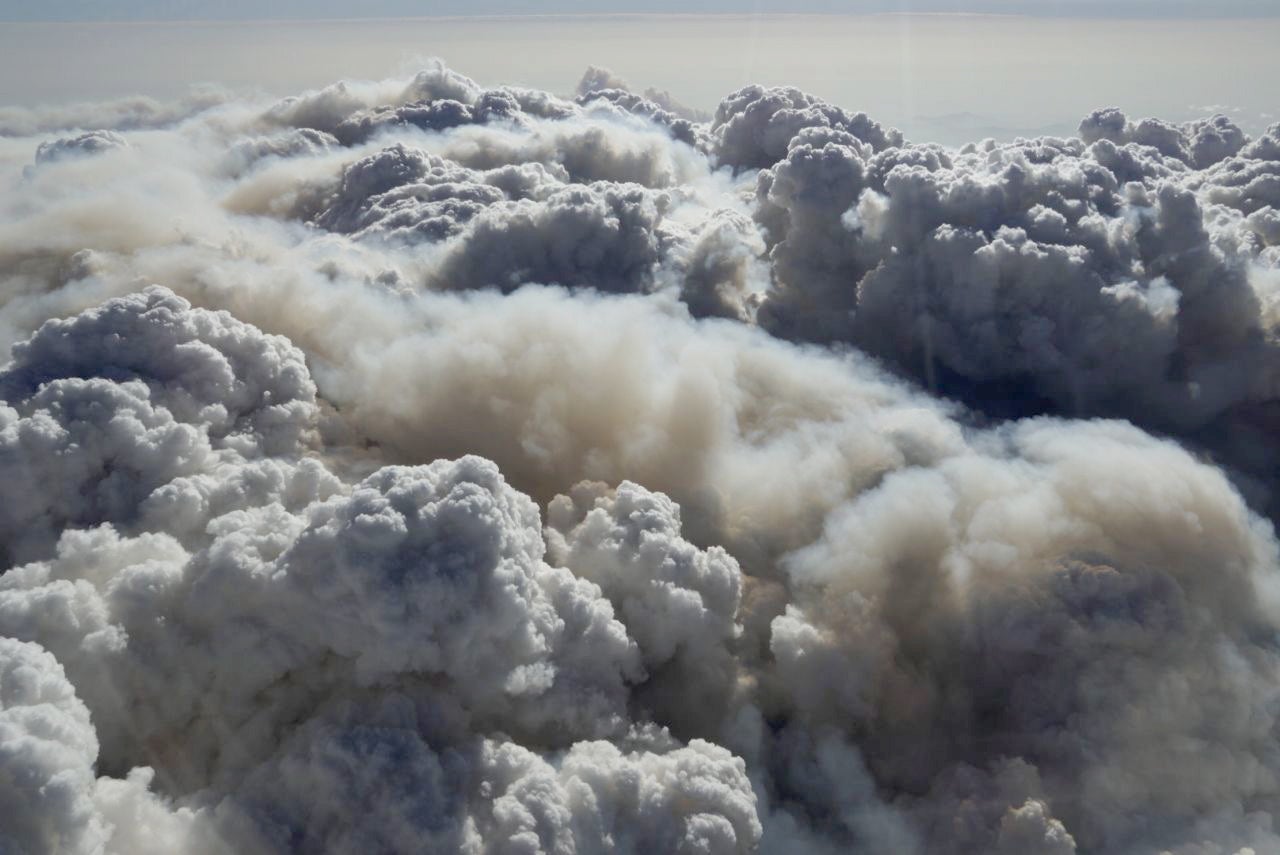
<box><xmin>1</xmin><ymin>59</ymin><xmax>1279</xmax><ymax>854</ymax></box>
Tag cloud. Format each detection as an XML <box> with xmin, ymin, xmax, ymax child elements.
<box><xmin>33</xmin><ymin>130</ymin><xmax>129</xmax><ymax>165</ymax></box>
<box><xmin>751</xmin><ymin>111</ymin><xmax>1280</xmax><ymax>517</ymax></box>
<box><xmin>576</xmin><ymin>65</ymin><xmax>709</xmax><ymax>142</ymax></box>
<box><xmin>0</xmin><ymin>637</ymin><xmax>104</xmax><ymax>855</ymax></box>
<box><xmin>2</xmin><ymin>62</ymin><xmax>1280</xmax><ymax>855</ymax></box>
<box><xmin>768</xmin><ymin>417</ymin><xmax>1280</xmax><ymax>852</ymax></box>
<box><xmin>711</xmin><ymin>85</ymin><xmax>903</xmax><ymax>172</ymax></box>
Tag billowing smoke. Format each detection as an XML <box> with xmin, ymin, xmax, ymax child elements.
<box><xmin>751</xmin><ymin>107</ymin><xmax>1280</xmax><ymax>513</ymax></box>
<box><xmin>1</xmin><ymin>59</ymin><xmax>1279</xmax><ymax>855</ymax></box>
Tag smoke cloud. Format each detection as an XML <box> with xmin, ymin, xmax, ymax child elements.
<box><xmin>2</xmin><ymin>60</ymin><xmax>1279</xmax><ymax>854</ymax></box>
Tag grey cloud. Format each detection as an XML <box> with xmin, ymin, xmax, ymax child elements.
<box><xmin>332</xmin><ymin>89</ymin><xmax>532</xmax><ymax>147</ymax></box>
<box><xmin>575</xmin><ymin>68</ymin><xmax>707</xmax><ymax>149</ymax></box>
<box><xmin>750</xmin><ymin>109</ymin><xmax>1280</xmax><ymax>517</ymax></box>
<box><xmin>1080</xmin><ymin>108</ymin><xmax>1249</xmax><ymax>169</ymax></box>
<box><xmin>576</xmin><ymin>65</ymin><xmax>709</xmax><ymax>124</ymax></box>
<box><xmin>3</xmin><ymin>63</ymin><xmax>1280</xmax><ymax>855</ymax></box>
<box><xmin>0</xmin><ymin>286</ymin><xmax>318</xmax><ymax>456</ymax></box>
<box><xmin>220</xmin><ymin>721</ymin><xmax>760</xmax><ymax>855</ymax></box>
<box><xmin>767</xmin><ymin>418</ymin><xmax>1280</xmax><ymax>853</ymax></box>
<box><xmin>423</xmin><ymin>183</ymin><xmax>671</xmax><ymax>294</ymax></box>
<box><xmin>546</xmin><ymin>480</ymin><xmax>744</xmax><ymax>733</ymax></box>
<box><xmin>711</xmin><ymin>85</ymin><xmax>903</xmax><ymax>172</ymax></box>
<box><xmin>221</xmin><ymin>128</ymin><xmax>337</xmax><ymax>177</ymax></box>
<box><xmin>272</xmin><ymin>457</ymin><xmax>643</xmax><ymax>739</ymax></box>
<box><xmin>313</xmin><ymin>142</ymin><xmax>560</xmax><ymax>242</ymax></box>
<box><xmin>0</xmin><ymin>286</ymin><xmax>318</xmax><ymax>566</ymax></box>
<box><xmin>0</xmin><ymin>377</ymin><xmax>213</xmax><ymax>565</ymax></box>
<box><xmin>33</xmin><ymin>130</ymin><xmax>128</xmax><ymax>164</ymax></box>
<box><xmin>0</xmin><ymin>638</ymin><xmax>104</xmax><ymax>855</ymax></box>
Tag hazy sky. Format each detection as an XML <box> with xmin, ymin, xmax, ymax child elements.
<box><xmin>2</xmin><ymin>11</ymin><xmax>1276</xmax><ymax>145</ymax></box>
<box><xmin>3</xmin><ymin>0</ymin><xmax>1280</xmax><ymax>20</ymax></box>
<box><xmin>0</xmin><ymin>4</ymin><xmax>1276</xmax><ymax>146</ymax></box>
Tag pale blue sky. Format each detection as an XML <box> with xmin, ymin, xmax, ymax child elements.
<box><xmin>2</xmin><ymin>0</ymin><xmax>1278</xmax><ymax>21</ymax></box>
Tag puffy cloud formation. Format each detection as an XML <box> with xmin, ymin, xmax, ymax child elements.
<box><xmin>0</xmin><ymin>637</ymin><xmax>103</xmax><ymax>854</ymax></box>
<box><xmin>751</xmin><ymin>109</ymin><xmax>1280</xmax><ymax>512</ymax></box>
<box><xmin>0</xmin><ymin>310</ymin><xmax>757</xmax><ymax>851</ymax></box>
<box><xmin>0</xmin><ymin>286</ymin><xmax>316</xmax><ymax>455</ymax></box>
<box><xmin>221</xmin><ymin>128</ymin><xmax>338</xmax><ymax>178</ymax></box>
<box><xmin>546</xmin><ymin>480</ymin><xmax>742</xmax><ymax>673</ymax></box>
<box><xmin>1079</xmin><ymin>108</ymin><xmax>1249</xmax><ymax>169</ymax></box>
<box><xmin>33</xmin><ymin>130</ymin><xmax>128</xmax><ymax>165</ymax></box>
<box><xmin>575</xmin><ymin>65</ymin><xmax>707</xmax><ymax>148</ymax></box>
<box><xmin>711</xmin><ymin>85</ymin><xmax>903</xmax><ymax>171</ymax></box>
<box><xmin>2</xmin><ymin>61</ymin><xmax>1280</xmax><ymax>855</ymax></box>
<box><xmin>0</xmin><ymin>287</ymin><xmax>317</xmax><ymax>565</ymax></box>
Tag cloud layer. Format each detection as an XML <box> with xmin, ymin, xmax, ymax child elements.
<box><xmin>2</xmin><ymin>61</ymin><xmax>1280</xmax><ymax>854</ymax></box>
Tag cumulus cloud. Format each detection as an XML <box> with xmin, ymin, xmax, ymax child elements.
<box><xmin>33</xmin><ymin>130</ymin><xmax>129</xmax><ymax>165</ymax></box>
<box><xmin>0</xmin><ymin>637</ymin><xmax>104</xmax><ymax>854</ymax></box>
<box><xmin>2</xmin><ymin>60</ymin><xmax>1280</xmax><ymax>855</ymax></box>
<box><xmin>546</xmin><ymin>480</ymin><xmax>744</xmax><ymax>731</ymax></box>
<box><xmin>0</xmin><ymin>319</ymin><xmax>757</xmax><ymax>851</ymax></box>
<box><xmin>575</xmin><ymin>65</ymin><xmax>707</xmax><ymax>147</ymax></box>
<box><xmin>750</xmin><ymin>110</ymin><xmax>1280</xmax><ymax>514</ymax></box>
<box><xmin>711</xmin><ymin>85</ymin><xmax>903</xmax><ymax>172</ymax></box>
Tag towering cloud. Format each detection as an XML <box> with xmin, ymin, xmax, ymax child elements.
<box><xmin>751</xmin><ymin>110</ymin><xmax>1280</xmax><ymax>515</ymax></box>
<box><xmin>1</xmin><ymin>61</ymin><xmax>1279</xmax><ymax>855</ymax></box>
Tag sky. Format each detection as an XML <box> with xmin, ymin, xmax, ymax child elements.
<box><xmin>1</xmin><ymin>1</ymin><xmax>1277</xmax><ymax>145</ymax></box>
<box><xmin>2</xmin><ymin>0</ymin><xmax>1279</xmax><ymax>20</ymax></box>
<box><xmin>0</xmin><ymin>11</ymin><xmax>1276</xmax><ymax>145</ymax></box>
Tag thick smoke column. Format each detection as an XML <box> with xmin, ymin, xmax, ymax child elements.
<box><xmin>752</xmin><ymin>105</ymin><xmax>1280</xmax><ymax>509</ymax></box>
<box><xmin>2</xmin><ymin>58</ymin><xmax>1280</xmax><ymax>854</ymax></box>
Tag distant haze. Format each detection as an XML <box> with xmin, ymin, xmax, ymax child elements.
<box><xmin>4</xmin><ymin>0</ymin><xmax>1280</xmax><ymax>21</ymax></box>
<box><xmin>1</xmin><ymin>13</ymin><xmax>1277</xmax><ymax>145</ymax></box>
